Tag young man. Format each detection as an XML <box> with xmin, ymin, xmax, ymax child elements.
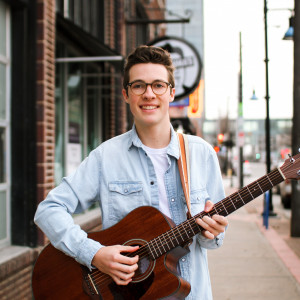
<box><xmin>35</xmin><ymin>45</ymin><xmax>228</xmax><ymax>299</ymax></box>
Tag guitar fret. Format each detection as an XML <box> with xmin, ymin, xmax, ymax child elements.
<box><xmin>232</xmin><ymin>194</ymin><xmax>241</xmax><ymax>206</ymax></box>
<box><xmin>237</xmin><ymin>191</ymin><xmax>245</xmax><ymax>204</ymax></box>
<box><xmin>183</xmin><ymin>222</ymin><xmax>193</xmax><ymax>239</ymax></box>
<box><xmin>230</xmin><ymin>194</ymin><xmax>243</xmax><ymax>210</ymax></box>
<box><xmin>187</xmin><ymin>220</ymin><xmax>196</xmax><ymax>236</ymax></box>
<box><xmin>171</xmin><ymin>227</ymin><xmax>180</xmax><ymax>245</ymax></box>
<box><xmin>256</xmin><ymin>180</ymin><xmax>264</xmax><ymax>193</ymax></box>
<box><xmin>162</xmin><ymin>234</ymin><xmax>171</xmax><ymax>251</ymax></box>
<box><xmin>246</xmin><ymin>186</ymin><xmax>255</xmax><ymax>200</ymax></box>
<box><xmin>144</xmin><ymin>168</ymin><xmax>286</xmax><ymax>262</ymax></box>
<box><xmin>249</xmin><ymin>181</ymin><xmax>263</xmax><ymax>198</ymax></box>
<box><xmin>180</xmin><ymin>224</ymin><xmax>189</xmax><ymax>241</ymax></box>
<box><xmin>266</xmin><ymin>174</ymin><xmax>274</xmax><ymax>187</ymax></box>
<box><xmin>167</xmin><ymin>230</ymin><xmax>176</xmax><ymax>248</ymax></box>
<box><xmin>153</xmin><ymin>238</ymin><xmax>163</xmax><ymax>257</ymax></box>
<box><xmin>175</xmin><ymin>225</ymin><xmax>185</xmax><ymax>244</ymax></box>
<box><xmin>147</xmin><ymin>241</ymin><xmax>155</xmax><ymax>260</ymax></box>
<box><xmin>151</xmin><ymin>239</ymin><xmax>160</xmax><ymax>259</ymax></box>
<box><xmin>193</xmin><ymin>216</ymin><xmax>202</xmax><ymax>232</ymax></box>
<box><xmin>229</xmin><ymin>196</ymin><xmax>237</xmax><ymax>210</ymax></box>
<box><xmin>220</xmin><ymin>201</ymin><xmax>229</xmax><ymax>215</ymax></box>
<box><xmin>158</xmin><ymin>236</ymin><xmax>167</xmax><ymax>253</ymax></box>
<box><xmin>213</xmin><ymin>206</ymin><xmax>219</xmax><ymax>215</ymax></box>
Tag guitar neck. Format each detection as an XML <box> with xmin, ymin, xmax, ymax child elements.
<box><xmin>147</xmin><ymin>168</ymin><xmax>284</xmax><ymax>260</ymax></box>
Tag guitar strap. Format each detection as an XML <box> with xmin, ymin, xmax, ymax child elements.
<box><xmin>177</xmin><ymin>132</ymin><xmax>192</xmax><ymax>219</ymax></box>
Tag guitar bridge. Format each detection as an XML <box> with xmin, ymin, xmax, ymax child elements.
<box><xmin>82</xmin><ymin>267</ymin><xmax>101</xmax><ymax>299</ymax></box>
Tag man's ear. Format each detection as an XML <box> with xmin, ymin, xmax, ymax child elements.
<box><xmin>169</xmin><ymin>87</ymin><xmax>175</xmax><ymax>103</ymax></box>
<box><xmin>122</xmin><ymin>89</ymin><xmax>129</xmax><ymax>103</ymax></box>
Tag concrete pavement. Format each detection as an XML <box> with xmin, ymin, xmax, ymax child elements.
<box><xmin>208</xmin><ymin>176</ymin><xmax>300</xmax><ymax>300</ymax></box>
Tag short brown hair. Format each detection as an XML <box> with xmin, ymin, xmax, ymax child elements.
<box><xmin>123</xmin><ymin>45</ymin><xmax>175</xmax><ymax>91</ymax></box>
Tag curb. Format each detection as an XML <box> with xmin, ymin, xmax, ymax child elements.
<box><xmin>257</xmin><ymin>220</ymin><xmax>300</xmax><ymax>285</ymax></box>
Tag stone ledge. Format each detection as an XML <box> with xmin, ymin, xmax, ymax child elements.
<box><xmin>0</xmin><ymin>246</ymin><xmax>39</xmax><ymax>281</ymax></box>
<box><xmin>0</xmin><ymin>208</ymin><xmax>102</xmax><ymax>281</ymax></box>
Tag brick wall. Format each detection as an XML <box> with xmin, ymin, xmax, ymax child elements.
<box><xmin>36</xmin><ymin>0</ymin><xmax>56</xmax><ymax>245</ymax></box>
<box><xmin>0</xmin><ymin>248</ymin><xmax>39</xmax><ymax>300</ymax></box>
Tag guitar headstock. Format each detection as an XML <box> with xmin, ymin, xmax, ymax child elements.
<box><xmin>280</xmin><ymin>152</ymin><xmax>300</xmax><ymax>180</ymax></box>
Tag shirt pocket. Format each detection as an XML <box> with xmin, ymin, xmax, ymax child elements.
<box><xmin>182</xmin><ymin>188</ymin><xmax>210</xmax><ymax>216</ymax></box>
<box><xmin>108</xmin><ymin>181</ymin><xmax>144</xmax><ymax>221</ymax></box>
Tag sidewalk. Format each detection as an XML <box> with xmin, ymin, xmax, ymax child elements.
<box><xmin>208</xmin><ymin>176</ymin><xmax>300</xmax><ymax>300</ymax></box>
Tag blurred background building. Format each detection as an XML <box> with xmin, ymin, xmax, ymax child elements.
<box><xmin>0</xmin><ymin>0</ymin><xmax>297</xmax><ymax>298</ymax></box>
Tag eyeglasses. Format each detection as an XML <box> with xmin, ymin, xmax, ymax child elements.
<box><xmin>127</xmin><ymin>80</ymin><xmax>172</xmax><ymax>96</ymax></box>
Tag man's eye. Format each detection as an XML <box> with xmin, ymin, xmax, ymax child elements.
<box><xmin>154</xmin><ymin>82</ymin><xmax>165</xmax><ymax>88</ymax></box>
<box><xmin>132</xmin><ymin>83</ymin><xmax>144</xmax><ymax>89</ymax></box>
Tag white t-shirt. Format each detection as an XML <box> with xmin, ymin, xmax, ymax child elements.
<box><xmin>142</xmin><ymin>144</ymin><xmax>171</xmax><ymax>218</ymax></box>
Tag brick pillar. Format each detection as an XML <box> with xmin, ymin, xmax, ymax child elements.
<box><xmin>36</xmin><ymin>0</ymin><xmax>56</xmax><ymax>245</ymax></box>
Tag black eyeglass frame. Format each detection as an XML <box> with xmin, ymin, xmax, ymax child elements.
<box><xmin>126</xmin><ymin>80</ymin><xmax>173</xmax><ymax>96</ymax></box>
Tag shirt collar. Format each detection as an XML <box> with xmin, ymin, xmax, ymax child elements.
<box><xmin>127</xmin><ymin>124</ymin><xmax>180</xmax><ymax>160</ymax></box>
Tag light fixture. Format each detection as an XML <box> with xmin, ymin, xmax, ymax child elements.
<box><xmin>250</xmin><ymin>89</ymin><xmax>258</xmax><ymax>100</ymax></box>
<box><xmin>283</xmin><ymin>16</ymin><xmax>294</xmax><ymax>40</ymax></box>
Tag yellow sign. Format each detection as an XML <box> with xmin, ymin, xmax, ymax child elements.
<box><xmin>187</xmin><ymin>80</ymin><xmax>204</xmax><ymax>118</ymax></box>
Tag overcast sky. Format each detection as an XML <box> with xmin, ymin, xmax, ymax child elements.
<box><xmin>203</xmin><ymin>0</ymin><xmax>294</xmax><ymax>120</ymax></box>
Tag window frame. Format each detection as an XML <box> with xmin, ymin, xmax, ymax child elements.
<box><xmin>0</xmin><ymin>1</ymin><xmax>11</xmax><ymax>247</ymax></box>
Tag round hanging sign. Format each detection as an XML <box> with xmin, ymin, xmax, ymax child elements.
<box><xmin>148</xmin><ymin>36</ymin><xmax>202</xmax><ymax>101</ymax></box>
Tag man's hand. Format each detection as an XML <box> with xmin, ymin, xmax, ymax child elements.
<box><xmin>196</xmin><ymin>200</ymin><xmax>228</xmax><ymax>239</ymax></box>
<box><xmin>92</xmin><ymin>245</ymin><xmax>139</xmax><ymax>285</ymax></box>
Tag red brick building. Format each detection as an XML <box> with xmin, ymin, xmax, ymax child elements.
<box><xmin>0</xmin><ymin>0</ymin><xmax>167</xmax><ymax>298</ymax></box>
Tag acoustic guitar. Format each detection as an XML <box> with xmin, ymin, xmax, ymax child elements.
<box><xmin>32</xmin><ymin>153</ymin><xmax>300</xmax><ymax>299</ymax></box>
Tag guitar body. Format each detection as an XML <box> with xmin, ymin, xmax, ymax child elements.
<box><xmin>32</xmin><ymin>206</ymin><xmax>191</xmax><ymax>300</ymax></box>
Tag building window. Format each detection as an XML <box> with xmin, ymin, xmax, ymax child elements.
<box><xmin>0</xmin><ymin>0</ymin><xmax>10</xmax><ymax>247</ymax></box>
<box><xmin>56</xmin><ymin>0</ymin><xmax>104</xmax><ymax>41</ymax></box>
<box><xmin>55</xmin><ymin>42</ymin><xmax>106</xmax><ymax>183</ymax></box>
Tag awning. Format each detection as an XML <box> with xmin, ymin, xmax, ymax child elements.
<box><xmin>56</xmin><ymin>13</ymin><xmax>124</xmax><ymax>69</ymax></box>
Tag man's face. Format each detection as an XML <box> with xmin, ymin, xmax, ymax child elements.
<box><xmin>122</xmin><ymin>63</ymin><xmax>175</xmax><ymax>130</ymax></box>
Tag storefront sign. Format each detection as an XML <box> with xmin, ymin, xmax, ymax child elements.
<box><xmin>148</xmin><ymin>36</ymin><xmax>202</xmax><ymax>101</ymax></box>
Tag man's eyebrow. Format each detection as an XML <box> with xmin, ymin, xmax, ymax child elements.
<box><xmin>130</xmin><ymin>79</ymin><xmax>166</xmax><ymax>83</ymax></box>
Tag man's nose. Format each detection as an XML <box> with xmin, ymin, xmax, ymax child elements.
<box><xmin>143</xmin><ymin>84</ymin><xmax>155</xmax><ymax>98</ymax></box>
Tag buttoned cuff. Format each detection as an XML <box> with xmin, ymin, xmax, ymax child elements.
<box><xmin>76</xmin><ymin>238</ymin><xmax>103</xmax><ymax>270</ymax></box>
<box><xmin>197</xmin><ymin>231</ymin><xmax>225</xmax><ymax>249</ymax></box>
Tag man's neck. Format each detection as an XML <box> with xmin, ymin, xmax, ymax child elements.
<box><xmin>135</xmin><ymin>122</ymin><xmax>171</xmax><ymax>149</ymax></box>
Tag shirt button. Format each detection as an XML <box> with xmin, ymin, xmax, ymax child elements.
<box><xmin>150</xmin><ymin>181</ymin><xmax>154</xmax><ymax>185</ymax></box>
<box><xmin>181</xmin><ymin>258</ymin><xmax>186</xmax><ymax>262</ymax></box>
<box><xmin>171</xmin><ymin>198</ymin><xmax>175</xmax><ymax>202</ymax></box>
<box><xmin>124</xmin><ymin>189</ymin><xmax>128</xmax><ymax>193</ymax></box>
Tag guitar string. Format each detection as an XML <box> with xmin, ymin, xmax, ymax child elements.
<box><xmin>91</xmin><ymin>169</ymin><xmax>285</xmax><ymax>285</ymax></box>
<box><xmin>91</xmin><ymin>167</ymin><xmax>285</xmax><ymax>285</ymax></box>
<box><xmin>91</xmin><ymin>169</ymin><xmax>285</xmax><ymax>286</ymax></box>
<box><xmin>88</xmin><ymin>161</ymin><xmax>300</xmax><ymax>287</ymax></box>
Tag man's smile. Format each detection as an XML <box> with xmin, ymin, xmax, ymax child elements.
<box><xmin>140</xmin><ymin>105</ymin><xmax>159</xmax><ymax>110</ymax></box>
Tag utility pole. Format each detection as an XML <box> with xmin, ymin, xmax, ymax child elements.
<box><xmin>238</xmin><ymin>32</ymin><xmax>244</xmax><ymax>189</ymax></box>
<box><xmin>263</xmin><ymin>0</ymin><xmax>275</xmax><ymax>215</ymax></box>
<box><xmin>291</xmin><ymin>0</ymin><xmax>300</xmax><ymax>237</ymax></box>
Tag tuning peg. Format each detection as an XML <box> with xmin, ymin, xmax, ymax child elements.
<box><xmin>288</xmin><ymin>154</ymin><xmax>295</xmax><ymax>163</ymax></box>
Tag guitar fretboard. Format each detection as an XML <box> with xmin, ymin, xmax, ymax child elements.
<box><xmin>146</xmin><ymin>168</ymin><xmax>284</xmax><ymax>260</ymax></box>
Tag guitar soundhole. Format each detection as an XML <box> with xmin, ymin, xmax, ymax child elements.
<box><xmin>123</xmin><ymin>239</ymin><xmax>155</xmax><ymax>283</ymax></box>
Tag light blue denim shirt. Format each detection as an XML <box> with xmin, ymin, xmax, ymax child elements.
<box><xmin>34</xmin><ymin>125</ymin><xmax>226</xmax><ymax>300</ymax></box>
